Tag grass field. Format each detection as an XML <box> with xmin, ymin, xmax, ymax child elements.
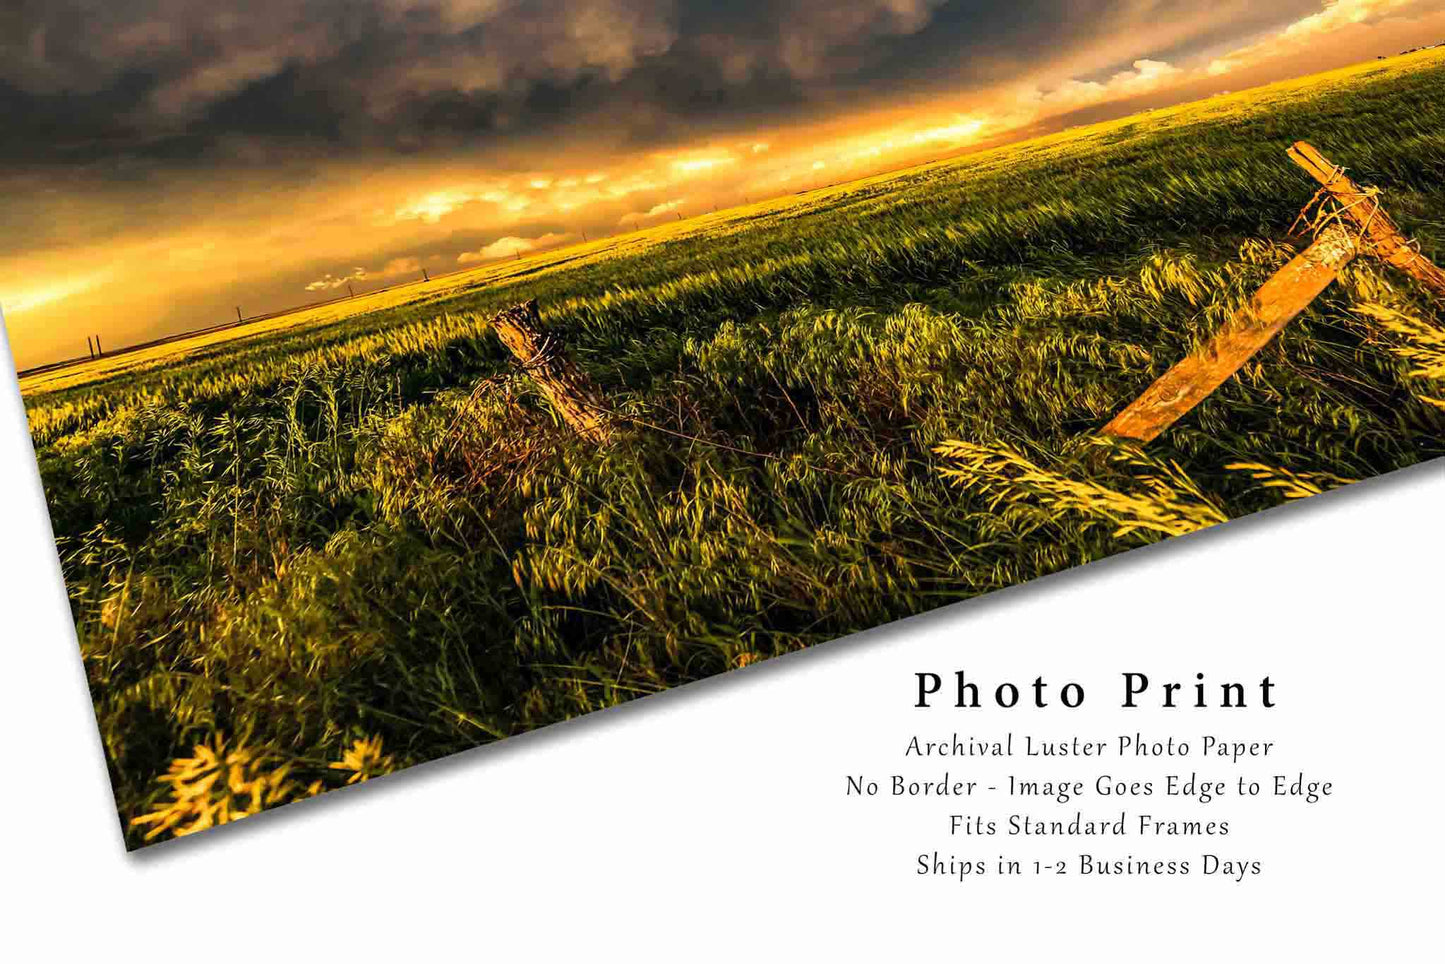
<box><xmin>20</xmin><ymin>50</ymin><xmax>1445</xmax><ymax>846</ymax></box>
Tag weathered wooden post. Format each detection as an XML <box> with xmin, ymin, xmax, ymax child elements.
<box><xmin>236</xmin><ymin>306</ymin><xmax>243</xmax><ymax>323</ymax></box>
<box><xmin>1102</xmin><ymin>226</ymin><xmax>1358</xmax><ymax>442</ymax></box>
<box><xmin>490</xmin><ymin>300</ymin><xmax>614</xmax><ymax>444</ymax></box>
<box><xmin>95</xmin><ymin>335</ymin><xmax>103</xmax><ymax>357</ymax></box>
<box><xmin>1287</xmin><ymin>141</ymin><xmax>1445</xmax><ymax>300</ymax></box>
<box><xmin>1102</xmin><ymin>142</ymin><xmax>1442</xmax><ymax>444</ymax></box>
<box><xmin>87</xmin><ymin>336</ymin><xmax>95</xmax><ymax>360</ymax></box>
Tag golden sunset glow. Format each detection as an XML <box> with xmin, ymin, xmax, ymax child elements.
<box><xmin>3</xmin><ymin>273</ymin><xmax>112</xmax><ymax>316</ymax></box>
<box><xmin>5</xmin><ymin>0</ymin><xmax>1445</xmax><ymax>371</ymax></box>
<box><xmin>14</xmin><ymin>0</ymin><xmax>1445</xmax><ymax>862</ymax></box>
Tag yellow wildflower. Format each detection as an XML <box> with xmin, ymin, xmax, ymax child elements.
<box><xmin>130</xmin><ymin>734</ymin><xmax>302</xmax><ymax>841</ymax></box>
<box><xmin>328</xmin><ymin>735</ymin><xmax>397</xmax><ymax>785</ymax></box>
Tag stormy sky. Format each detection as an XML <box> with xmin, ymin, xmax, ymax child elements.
<box><xmin>5</xmin><ymin>0</ymin><xmax>1444</xmax><ymax>369</ymax></box>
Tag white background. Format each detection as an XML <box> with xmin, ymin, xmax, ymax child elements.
<box><xmin>2</xmin><ymin>323</ymin><xmax>1440</xmax><ymax>958</ymax></box>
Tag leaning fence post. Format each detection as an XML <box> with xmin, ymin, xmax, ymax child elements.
<box><xmin>1287</xmin><ymin>141</ymin><xmax>1445</xmax><ymax>301</ymax></box>
<box><xmin>1102</xmin><ymin>141</ymin><xmax>1444</xmax><ymax>444</ymax></box>
<box><xmin>490</xmin><ymin>300</ymin><xmax>614</xmax><ymax>444</ymax></box>
<box><xmin>1102</xmin><ymin>225</ymin><xmax>1358</xmax><ymax>443</ymax></box>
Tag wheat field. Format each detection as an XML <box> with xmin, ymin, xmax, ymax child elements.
<box><xmin>20</xmin><ymin>50</ymin><xmax>1445</xmax><ymax>846</ymax></box>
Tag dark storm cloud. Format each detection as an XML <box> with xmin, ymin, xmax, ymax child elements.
<box><xmin>0</xmin><ymin>0</ymin><xmax>1327</xmax><ymax>175</ymax></box>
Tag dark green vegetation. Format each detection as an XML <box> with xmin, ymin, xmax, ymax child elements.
<box><xmin>24</xmin><ymin>55</ymin><xmax>1445</xmax><ymax>845</ymax></box>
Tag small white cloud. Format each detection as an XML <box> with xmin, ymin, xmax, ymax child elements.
<box><xmin>616</xmin><ymin>198</ymin><xmax>688</xmax><ymax>227</ymax></box>
<box><xmin>304</xmin><ymin>256</ymin><xmax>425</xmax><ymax>292</ymax></box>
<box><xmin>391</xmin><ymin>189</ymin><xmax>477</xmax><ymax>225</ymax></box>
<box><xmin>305</xmin><ymin>266</ymin><xmax>367</xmax><ymax>292</ymax></box>
<box><xmin>672</xmin><ymin>156</ymin><xmax>736</xmax><ymax>175</ymax></box>
<box><xmin>457</xmin><ymin>232</ymin><xmax>577</xmax><ymax>265</ymax></box>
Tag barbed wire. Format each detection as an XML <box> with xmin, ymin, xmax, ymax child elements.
<box><xmin>1290</xmin><ymin>162</ymin><xmax>1430</xmax><ymax>273</ymax></box>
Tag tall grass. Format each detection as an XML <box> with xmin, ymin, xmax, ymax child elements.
<box><xmin>22</xmin><ymin>52</ymin><xmax>1445</xmax><ymax>846</ymax></box>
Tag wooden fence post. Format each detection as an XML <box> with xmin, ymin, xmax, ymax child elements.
<box><xmin>490</xmin><ymin>300</ymin><xmax>614</xmax><ymax>444</ymax></box>
<box><xmin>1102</xmin><ymin>141</ymin><xmax>1443</xmax><ymax>444</ymax></box>
<box><xmin>1102</xmin><ymin>225</ymin><xmax>1358</xmax><ymax>443</ymax></box>
<box><xmin>1287</xmin><ymin>141</ymin><xmax>1445</xmax><ymax>301</ymax></box>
